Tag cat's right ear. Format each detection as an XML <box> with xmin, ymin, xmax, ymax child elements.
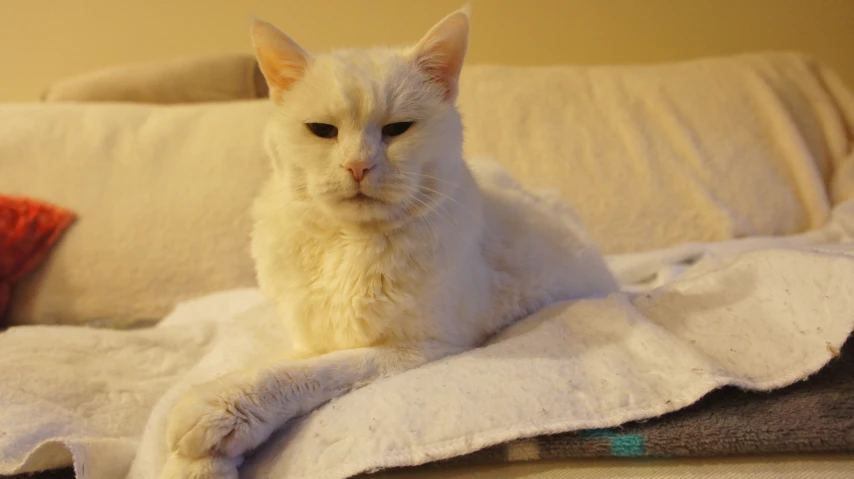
<box><xmin>411</xmin><ymin>6</ymin><xmax>471</xmax><ymax>102</ymax></box>
<box><xmin>251</xmin><ymin>18</ymin><xmax>311</xmax><ymax>94</ymax></box>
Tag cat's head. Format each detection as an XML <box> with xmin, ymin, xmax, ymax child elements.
<box><xmin>252</xmin><ymin>7</ymin><xmax>470</xmax><ymax>226</ymax></box>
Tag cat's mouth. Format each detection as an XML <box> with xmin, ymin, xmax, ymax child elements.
<box><xmin>343</xmin><ymin>192</ymin><xmax>382</xmax><ymax>205</ymax></box>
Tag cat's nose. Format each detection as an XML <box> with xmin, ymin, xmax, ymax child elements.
<box><xmin>343</xmin><ymin>160</ymin><xmax>373</xmax><ymax>182</ymax></box>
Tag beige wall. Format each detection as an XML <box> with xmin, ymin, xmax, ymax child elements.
<box><xmin>2</xmin><ymin>0</ymin><xmax>853</xmax><ymax>102</ymax></box>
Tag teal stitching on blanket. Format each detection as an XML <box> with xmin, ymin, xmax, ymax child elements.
<box><xmin>578</xmin><ymin>429</ymin><xmax>646</xmax><ymax>457</ymax></box>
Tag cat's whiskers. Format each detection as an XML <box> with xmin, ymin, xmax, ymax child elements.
<box><xmin>397</xmin><ymin>187</ymin><xmax>466</xmax><ymax>279</ymax></box>
<box><xmin>393</xmin><ymin>187</ymin><xmax>438</xmax><ymax>221</ymax></box>
<box><xmin>269</xmin><ymin>195</ymin><xmax>308</xmax><ymax>217</ymax></box>
<box><xmin>406</xmin><ymin>180</ymin><xmax>500</xmax><ymax>244</ymax></box>
<box><xmin>423</xmin><ymin>189</ymin><xmax>460</xmax><ymax>232</ymax></box>
<box><xmin>397</xmin><ymin>170</ymin><xmax>464</xmax><ymax>189</ymax></box>
<box><xmin>389</xmin><ymin>177</ymin><xmax>492</xmax><ymax>247</ymax></box>
<box><xmin>394</xmin><ymin>184</ymin><xmax>454</xmax><ymax>230</ymax></box>
<box><xmin>271</xmin><ymin>182</ymin><xmax>308</xmax><ymax>196</ymax></box>
<box><xmin>410</xmin><ymin>188</ymin><xmax>460</xmax><ymax>239</ymax></box>
<box><xmin>399</xmin><ymin>193</ymin><xmax>454</xmax><ymax>273</ymax></box>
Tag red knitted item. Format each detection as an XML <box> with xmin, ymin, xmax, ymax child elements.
<box><xmin>0</xmin><ymin>195</ymin><xmax>75</xmax><ymax>323</ymax></box>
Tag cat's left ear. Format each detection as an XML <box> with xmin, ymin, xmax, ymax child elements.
<box><xmin>411</xmin><ymin>5</ymin><xmax>471</xmax><ymax>102</ymax></box>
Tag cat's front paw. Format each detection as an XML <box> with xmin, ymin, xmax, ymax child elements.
<box><xmin>166</xmin><ymin>371</ymin><xmax>276</xmax><ymax>458</ymax></box>
<box><xmin>158</xmin><ymin>453</ymin><xmax>242</xmax><ymax>479</ymax></box>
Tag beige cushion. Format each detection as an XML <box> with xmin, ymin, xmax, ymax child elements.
<box><xmin>2</xmin><ymin>53</ymin><xmax>853</xmax><ymax>325</ymax></box>
<box><xmin>41</xmin><ymin>54</ymin><xmax>268</xmax><ymax>104</ymax></box>
<box><xmin>458</xmin><ymin>53</ymin><xmax>854</xmax><ymax>253</ymax></box>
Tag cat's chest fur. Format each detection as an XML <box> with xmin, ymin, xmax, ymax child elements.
<box><xmin>251</xmin><ymin>162</ymin><xmax>619</xmax><ymax>358</ymax></box>
<box><xmin>254</xmin><ymin>217</ymin><xmax>439</xmax><ymax>354</ymax></box>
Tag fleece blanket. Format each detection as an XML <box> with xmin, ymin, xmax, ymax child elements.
<box><xmin>2</xmin><ymin>201</ymin><xmax>854</xmax><ymax>479</ymax></box>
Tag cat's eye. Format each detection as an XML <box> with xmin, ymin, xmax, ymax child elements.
<box><xmin>382</xmin><ymin>122</ymin><xmax>414</xmax><ymax>138</ymax></box>
<box><xmin>306</xmin><ymin>123</ymin><xmax>338</xmax><ymax>139</ymax></box>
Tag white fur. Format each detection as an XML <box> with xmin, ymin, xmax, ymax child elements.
<box><xmin>160</xmin><ymin>7</ymin><xmax>617</xmax><ymax>478</ymax></box>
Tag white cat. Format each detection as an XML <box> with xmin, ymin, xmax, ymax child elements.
<box><xmin>160</xmin><ymin>6</ymin><xmax>618</xmax><ymax>478</ymax></box>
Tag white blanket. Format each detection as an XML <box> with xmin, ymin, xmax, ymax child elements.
<box><xmin>2</xmin><ymin>201</ymin><xmax>854</xmax><ymax>479</ymax></box>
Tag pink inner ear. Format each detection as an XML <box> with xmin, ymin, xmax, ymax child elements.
<box><xmin>413</xmin><ymin>11</ymin><xmax>469</xmax><ymax>101</ymax></box>
<box><xmin>252</xmin><ymin>20</ymin><xmax>309</xmax><ymax>94</ymax></box>
<box><xmin>257</xmin><ymin>49</ymin><xmax>303</xmax><ymax>91</ymax></box>
<box><xmin>418</xmin><ymin>55</ymin><xmax>456</xmax><ymax>100</ymax></box>
<box><xmin>415</xmin><ymin>38</ymin><xmax>466</xmax><ymax>101</ymax></box>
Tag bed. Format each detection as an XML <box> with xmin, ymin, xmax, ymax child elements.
<box><xmin>2</xmin><ymin>52</ymin><xmax>853</xmax><ymax>478</ymax></box>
